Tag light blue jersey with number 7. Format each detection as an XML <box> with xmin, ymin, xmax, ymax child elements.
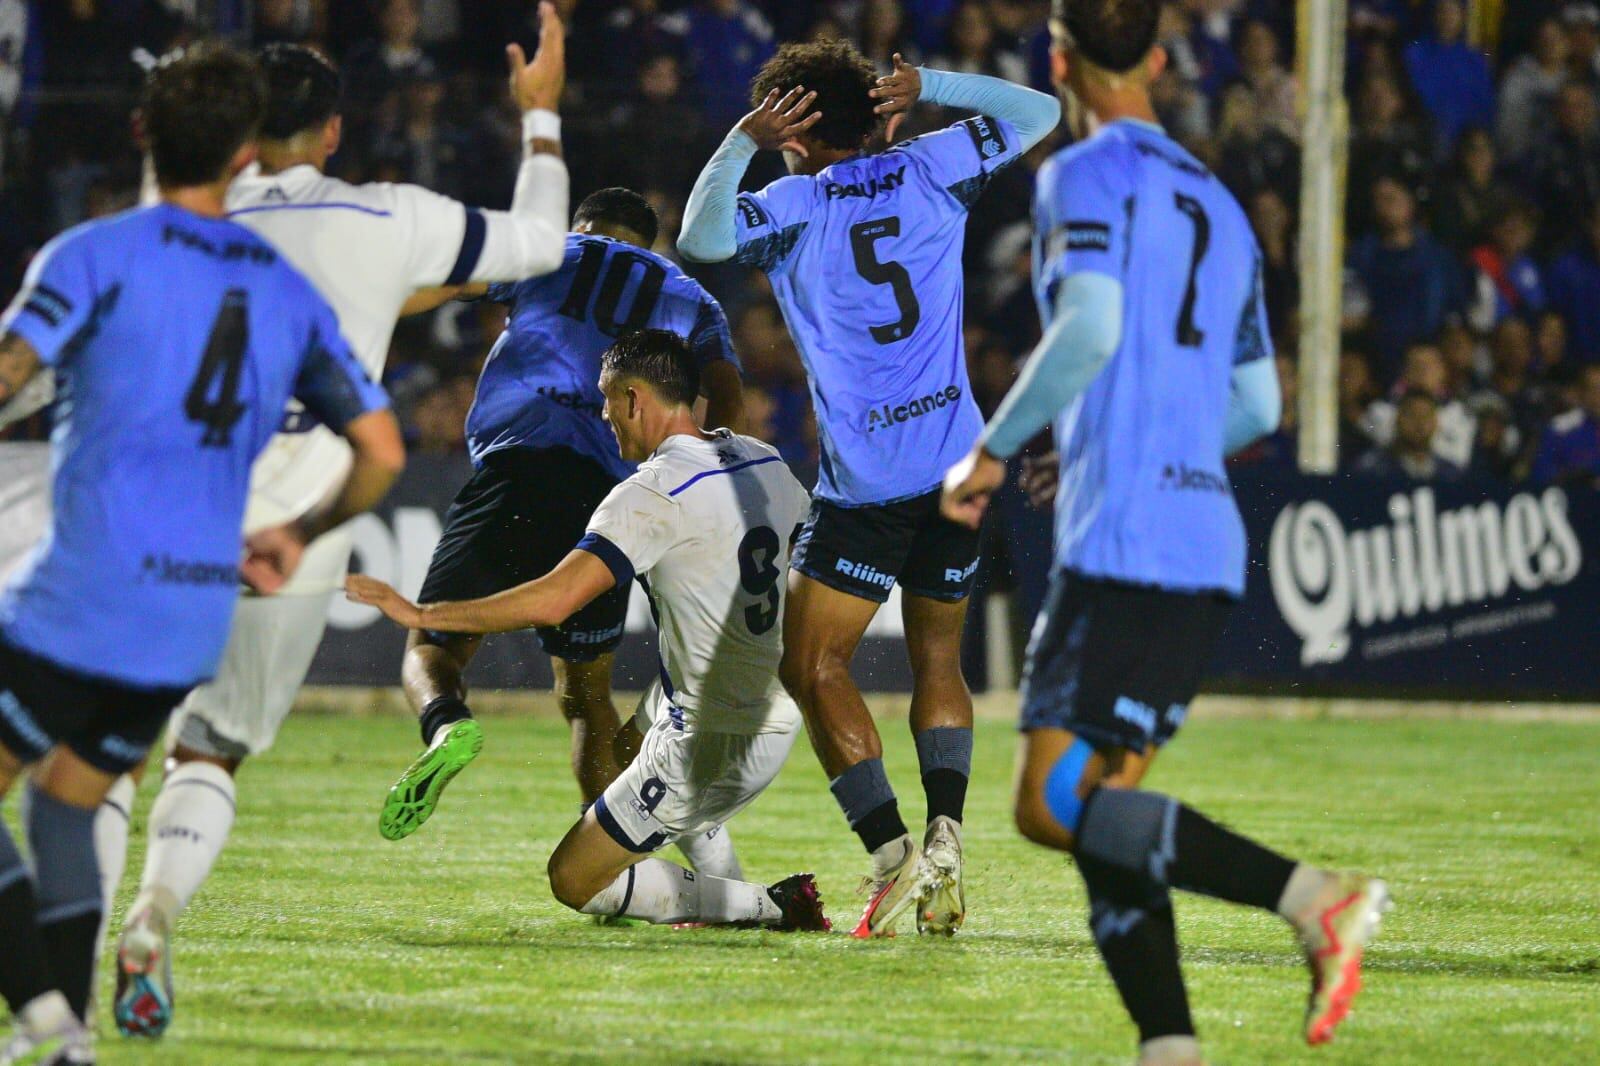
<box><xmin>1034</xmin><ymin>120</ymin><xmax>1273</xmax><ymax>596</ymax></box>
<box><xmin>732</xmin><ymin>114</ymin><xmax>1025</xmax><ymax>506</ymax></box>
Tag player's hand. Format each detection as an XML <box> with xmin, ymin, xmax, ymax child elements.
<box><xmin>345</xmin><ymin>574</ymin><xmax>424</xmax><ymax>629</ymax></box>
<box><xmin>240</xmin><ymin>523</ymin><xmax>308</xmax><ymax>595</ymax></box>
<box><xmin>941</xmin><ymin>445</ymin><xmax>1006</xmax><ymax>530</ymax></box>
<box><xmin>508</xmin><ymin>1</ymin><xmax>564</xmax><ymax>113</ymax></box>
<box><xmin>737</xmin><ymin>86</ymin><xmax>822</xmax><ymax>156</ymax></box>
<box><xmin>1020</xmin><ymin>452</ymin><xmax>1060</xmax><ymax>510</ymax></box>
<box><xmin>870</xmin><ymin>54</ymin><xmax>922</xmax><ymax>143</ymax></box>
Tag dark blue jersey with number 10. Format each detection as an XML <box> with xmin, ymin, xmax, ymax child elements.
<box><xmin>0</xmin><ymin>203</ymin><xmax>388</xmax><ymax>688</ymax></box>
<box><xmin>467</xmin><ymin>233</ymin><xmax>736</xmax><ymax>482</ymax></box>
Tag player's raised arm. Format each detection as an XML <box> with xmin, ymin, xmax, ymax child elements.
<box><xmin>941</xmin><ymin>273</ymin><xmax>1124</xmax><ymax>528</ymax></box>
<box><xmin>347</xmin><ymin>549</ymin><xmax>616</xmax><ymax>633</ymax></box>
<box><xmin>400</xmin><ymin>2</ymin><xmax>570</xmax><ymax>288</ymax></box>
<box><xmin>677</xmin><ymin>87</ymin><xmax>820</xmax><ymax>263</ymax></box>
<box><xmin>872</xmin><ymin>55</ymin><xmax>1060</xmax><ymax>149</ymax></box>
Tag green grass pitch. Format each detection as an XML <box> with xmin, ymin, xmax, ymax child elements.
<box><xmin>56</xmin><ymin>704</ymin><xmax>1600</xmax><ymax>1063</ymax></box>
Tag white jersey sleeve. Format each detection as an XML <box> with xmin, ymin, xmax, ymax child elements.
<box><xmin>583</xmin><ymin>476</ymin><xmax>681</xmax><ymax>578</ymax></box>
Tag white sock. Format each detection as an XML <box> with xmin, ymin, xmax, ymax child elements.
<box><xmin>578</xmin><ymin>859</ymin><xmax>779</xmax><ymax>926</ymax></box>
<box><xmin>132</xmin><ymin>761</ymin><xmax>236</xmax><ymax>927</ymax></box>
<box><xmin>674</xmin><ymin>824</ymin><xmax>742</xmax><ymax>880</ymax></box>
<box><xmin>93</xmin><ymin>775</ymin><xmax>136</xmax><ymax>961</ymax></box>
<box><xmin>1139</xmin><ymin>1034</ymin><xmax>1204</xmax><ymax>1065</ymax></box>
<box><xmin>18</xmin><ymin>991</ymin><xmax>76</xmax><ymax>1038</ymax></box>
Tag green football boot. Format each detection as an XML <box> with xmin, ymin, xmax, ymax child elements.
<box><xmin>379</xmin><ymin>718</ymin><xmax>484</xmax><ymax>840</ymax></box>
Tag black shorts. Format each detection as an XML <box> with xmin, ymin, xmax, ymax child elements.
<box><xmin>790</xmin><ymin>489</ymin><xmax>982</xmax><ymax>605</ymax></box>
<box><xmin>0</xmin><ymin>637</ymin><xmax>186</xmax><ymax>774</ymax></box>
<box><xmin>418</xmin><ymin>447</ymin><xmax>629</xmax><ymax>662</ymax></box>
<box><xmin>1019</xmin><ymin>570</ymin><xmax>1233</xmax><ymax>752</ymax></box>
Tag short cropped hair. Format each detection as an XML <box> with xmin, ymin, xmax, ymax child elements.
<box><xmin>750</xmin><ymin>40</ymin><xmax>878</xmax><ymax>151</ymax></box>
<box><xmin>259</xmin><ymin>44</ymin><xmax>342</xmax><ymax>140</ymax></box>
<box><xmin>602</xmin><ymin>329</ymin><xmax>701</xmax><ymax>407</ymax></box>
<box><xmin>143</xmin><ymin>44</ymin><xmax>268</xmax><ymax>188</ymax></box>
<box><xmin>1053</xmin><ymin>0</ymin><xmax>1162</xmax><ymax>74</ymax></box>
<box><xmin>574</xmin><ymin>187</ymin><xmax>660</xmax><ymax>248</ymax></box>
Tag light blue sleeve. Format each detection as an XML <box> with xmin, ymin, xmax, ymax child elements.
<box><xmin>1223</xmin><ymin>357</ymin><xmax>1283</xmax><ymax>455</ymax></box>
<box><xmin>918</xmin><ymin>67</ymin><xmax>1060</xmax><ymax>156</ymax></box>
<box><xmin>677</xmin><ymin>128</ymin><xmax>760</xmax><ymax>264</ymax></box>
<box><xmin>980</xmin><ymin>272</ymin><xmax>1124</xmax><ymax>460</ymax></box>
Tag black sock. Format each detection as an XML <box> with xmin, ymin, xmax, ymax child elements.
<box><xmin>1167</xmin><ymin>805</ymin><xmax>1296</xmax><ymax>912</ymax></box>
<box><xmin>853</xmin><ymin>799</ymin><xmax>909</xmax><ymax>854</ymax></box>
<box><xmin>1077</xmin><ymin>788</ymin><xmax>1296</xmax><ymax>913</ymax></box>
<box><xmin>420</xmin><ymin>695</ymin><xmax>472</xmax><ymax>746</ymax></box>
<box><xmin>921</xmin><ymin>768</ymin><xmax>968</xmax><ymax>824</ymax></box>
<box><xmin>0</xmin><ymin>876</ymin><xmax>55</xmax><ymax>1015</ymax></box>
<box><xmin>1079</xmin><ymin>854</ymin><xmax>1194</xmax><ymax>1044</ymax></box>
<box><xmin>38</xmin><ymin>912</ymin><xmax>98</xmax><ymax>1021</ymax></box>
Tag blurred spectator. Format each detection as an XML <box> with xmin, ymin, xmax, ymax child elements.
<box><xmin>592</xmin><ymin>0</ymin><xmax>688</xmax><ymax>89</ymax></box>
<box><xmin>1339</xmin><ymin>347</ymin><xmax>1382</xmax><ymax>463</ymax></box>
<box><xmin>254</xmin><ymin>0</ymin><xmax>327</xmax><ymax>46</ymax></box>
<box><xmin>345</xmin><ymin>0</ymin><xmax>435</xmax><ymax>108</ymax></box>
<box><xmin>1531</xmin><ymin>364</ymin><xmax>1600</xmax><ymax>484</ymax></box>
<box><xmin>929</xmin><ymin>2</ymin><xmax>1027</xmax><ymax>85</ymax></box>
<box><xmin>1438</xmin><ymin>319</ymin><xmax>1486</xmax><ymax>394</ymax></box>
<box><xmin>1466</xmin><ymin>198</ymin><xmax>1547</xmax><ymax>332</ymax></box>
<box><xmin>1355</xmin><ymin>390</ymin><xmax>1465</xmax><ymax>480</ymax></box>
<box><xmin>1249</xmin><ymin>187</ymin><xmax>1298</xmax><ymax>337</ymax></box>
<box><xmin>857</xmin><ymin>0</ymin><xmax>921</xmax><ymax>73</ymax></box>
<box><xmin>1362</xmin><ymin>342</ymin><xmax>1476</xmax><ymax>468</ymax></box>
<box><xmin>1523</xmin><ymin>79</ymin><xmax>1600</xmax><ymax>245</ymax></box>
<box><xmin>1466</xmin><ymin>392</ymin><xmax>1523</xmax><ymax>480</ymax></box>
<box><xmin>1536</xmin><ymin>308</ymin><xmax>1571</xmax><ymax>373</ymax></box>
<box><xmin>596</xmin><ymin>53</ymin><xmax>709</xmax><ymax>195</ymax></box>
<box><xmin>1347</xmin><ymin>174</ymin><xmax>1464</xmax><ymax>378</ymax></box>
<box><xmin>410</xmin><ymin>376</ymin><xmax>476</xmax><ymax>456</ymax></box>
<box><xmin>684</xmin><ymin>0</ymin><xmax>776</xmax><ymax>126</ymax></box>
<box><xmin>1404</xmin><ymin>0</ymin><xmax>1495</xmax><ymax>153</ymax></box>
<box><xmin>1214</xmin><ymin>83</ymin><xmax>1299</xmax><ymax>205</ymax></box>
<box><xmin>1565</xmin><ymin>2</ymin><xmax>1600</xmax><ymax>79</ymax></box>
<box><xmin>1482</xmin><ymin>316</ymin><xmax>1552</xmax><ymax>446</ymax></box>
<box><xmin>1346</xmin><ymin>70</ymin><xmax>1433</xmax><ymax>236</ymax></box>
<box><xmin>1496</xmin><ymin>16</ymin><xmax>1569</xmax><ymax>163</ymax></box>
<box><xmin>1151</xmin><ymin>3</ymin><xmax>1213</xmax><ymax>145</ymax></box>
<box><xmin>1234</xmin><ymin>19</ymin><xmax>1298</xmax><ymax>144</ymax></box>
<box><xmin>1546</xmin><ymin>203</ymin><xmax>1600</xmax><ymax>363</ymax></box>
<box><xmin>1430</xmin><ymin>128</ymin><xmax>1512</xmax><ymax>254</ymax></box>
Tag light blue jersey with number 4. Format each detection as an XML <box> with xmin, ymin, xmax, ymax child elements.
<box><xmin>733</xmin><ymin>116</ymin><xmax>1024</xmax><ymax>506</ymax></box>
<box><xmin>1034</xmin><ymin>120</ymin><xmax>1273</xmax><ymax>596</ymax></box>
<box><xmin>0</xmin><ymin>204</ymin><xmax>387</xmax><ymax>688</ymax></box>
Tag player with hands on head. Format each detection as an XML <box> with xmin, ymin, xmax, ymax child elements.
<box><xmin>678</xmin><ymin>38</ymin><xmax>1059</xmax><ymax>940</ymax></box>
<box><xmin>0</xmin><ymin>44</ymin><xmax>400</xmax><ymax>1062</ymax></box>
<box><xmin>350</xmin><ymin>329</ymin><xmax>825</xmax><ymax>933</ymax></box>
<box><xmin>942</xmin><ymin>2</ymin><xmax>1389</xmax><ymax>1062</ymax></box>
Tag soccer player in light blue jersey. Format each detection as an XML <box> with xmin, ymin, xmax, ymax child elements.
<box><xmin>379</xmin><ymin>188</ymin><xmax>745</xmax><ymax>862</ymax></box>
<box><xmin>678</xmin><ymin>39</ymin><xmax>1060</xmax><ymax>938</ymax></box>
<box><xmin>0</xmin><ymin>46</ymin><xmax>403</xmax><ymax>1061</ymax></box>
<box><xmin>940</xmin><ymin>3</ymin><xmax>1389</xmax><ymax>1062</ymax></box>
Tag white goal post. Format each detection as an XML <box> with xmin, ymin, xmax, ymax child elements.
<box><xmin>1295</xmin><ymin>0</ymin><xmax>1348</xmax><ymax>474</ymax></box>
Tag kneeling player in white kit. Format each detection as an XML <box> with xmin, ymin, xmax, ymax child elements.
<box><xmin>109</xmin><ymin>9</ymin><xmax>577</xmax><ymax>1038</ymax></box>
<box><xmin>349</xmin><ymin>330</ymin><xmax>829</xmax><ymax>931</ymax></box>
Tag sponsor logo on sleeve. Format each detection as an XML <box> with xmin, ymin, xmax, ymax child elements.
<box><xmin>1064</xmin><ymin>221</ymin><xmax>1112</xmax><ymax>252</ymax></box>
<box><xmin>960</xmin><ymin>116</ymin><xmax>1009</xmax><ymax>161</ymax></box>
<box><xmin>736</xmin><ymin>195</ymin><xmax>769</xmax><ymax>229</ymax></box>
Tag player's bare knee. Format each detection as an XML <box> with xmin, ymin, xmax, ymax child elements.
<box><xmin>545</xmin><ymin>852</ymin><xmax>595</xmax><ymax>911</ymax></box>
<box><xmin>1014</xmin><ymin>789</ymin><xmax>1070</xmax><ymax>849</ymax></box>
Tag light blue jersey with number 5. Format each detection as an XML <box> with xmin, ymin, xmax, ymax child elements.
<box><xmin>732</xmin><ymin>115</ymin><xmax>1025</xmax><ymax>506</ymax></box>
<box><xmin>1033</xmin><ymin>120</ymin><xmax>1273</xmax><ymax>596</ymax></box>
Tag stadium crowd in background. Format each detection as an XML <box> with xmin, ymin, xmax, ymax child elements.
<box><xmin>2</xmin><ymin>0</ymin><xmax>1600</xmax><ymax>492</ymax></box>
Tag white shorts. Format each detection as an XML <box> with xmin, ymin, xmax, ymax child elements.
<box><xmin>596</xmin><ymin>699</ymin><xmax>799</xmax><ymax>853</ymax></box>
<box><xmin>168</xmin><ymin>590</ymin><xmax>333</xmax><ymax>758</ymax></box>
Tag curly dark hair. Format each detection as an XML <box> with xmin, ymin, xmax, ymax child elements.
<box><xmin>750</xmin><ymin>40</ymin><xmax>879</xmax><ymax>152</ymax></box>
<box><xmin>1054</xmin><ymin>0</ymin><xmax>1162</xmax><ymax>74</ymax></box>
